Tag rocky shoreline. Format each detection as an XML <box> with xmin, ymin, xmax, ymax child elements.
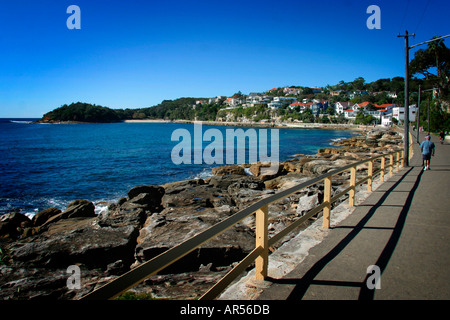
<box><xmin>0</xmin><ymin>127</ymin><xmax>404</xmax><ymax>300</ymax></box>
<box><xmin>137</xmin><ymin>119</ymin><xmax>363</xmax><ymax>131</ymax></box>
<box><xmin>37</xmin><ymin>117</ymin><xmax>363</xmax><ymax>131</ymax></box>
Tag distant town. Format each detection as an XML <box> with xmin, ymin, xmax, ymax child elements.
<box><xmin>197</xmin><ymin>83</ymin><xmax>419</xmax><ymax>127</ymax></box>
<box><xmin>40</xmin><ymin>77</ymin><xmax>444</xmax><ymax>129</ymax></box>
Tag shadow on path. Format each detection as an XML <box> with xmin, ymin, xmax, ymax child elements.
<box><xmin>268</xmin><ymin>166</ymin><xmax>424</xmax><ymax>300</ymax></box>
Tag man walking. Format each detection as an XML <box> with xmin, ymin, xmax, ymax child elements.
<box><xmin>420</xmin><ymin>135</ymin><xmax>435</xmax><ymax>170</ymax></box>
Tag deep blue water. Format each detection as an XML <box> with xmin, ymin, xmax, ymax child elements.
<box><xmin>0</xmin><ymin>119</ymin><xmax>357</xmax><ymax>216</ymax></box>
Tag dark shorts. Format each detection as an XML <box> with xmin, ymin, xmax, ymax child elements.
<box><xmin>423</xmin><ymin>154</ymin><xmax>431</xmax><ymax>161</ymax></box>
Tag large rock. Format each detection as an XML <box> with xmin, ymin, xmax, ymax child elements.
<box><xmin>128</xmin><ymin>185</ymin><xmax>165</xmax><ymax>203</ymax></box>
<box><xmin>134</xmin><ymin>207</ymin><xmax>255</xmax><ymax>273</ymax></box>
<box><xmin>212</xmin><ymin>164</ymin><xmax>246</xmax><ymax>176</ymax></box>
<box><xmin>0</xmin><ymin>212</ymin><xmax>31</xmax><ymax>240</ymax></box>
<box><xmin>296</xmin><ymin>193</ymin><xmax>320</xmax><ymax>216</ymax></box>
<box><xmin>162</xmin><ymin>182</ymin><xmax>233</xmax><ymax>210</ymax></box>
<box><xmin>10</xmin><ymin>217</ymin><xmax>138</xmax><ymax>269</ymax></box>
<box><xmin>98</xmin><ymin>206</ymin><xmax>147</xmax><ymax>229</ymax></box>
<box><xmin>32</xmin><ymin>207</ymin><xmax>62</xmax><ymax>226</ymax></box>
<box><xmin>248</xmin><ymin>162</ymin><xmax>283</xmax><ymax>180</ymax></box>
<box><xmin>39</xmin><ymin>200</ymin><xmax>96</xmax><ymax>228</ymax></box>
<box><xmin>264</xmin><ymin>174</ymin><xmax>309</xmax><ymax>190</ymax></box>
<box><xmin>302</xmin><ymin>159</ymin><xmax>333</xmax><ymax>175</ymax></box>
<box><xmin>63</xmin><ymin>200</ymin><xmax>96</xmax><ymax>218</ymax></box>
<box><xmin>99</xmin><ymin>185</ymin><xmax>165</xmax><ymax>228</ymax></box>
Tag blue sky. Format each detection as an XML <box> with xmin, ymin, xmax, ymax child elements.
<box><xmin>0</xmin><ymin>0</ymin><xmax>449</xmax><ymax>117</ymax></box>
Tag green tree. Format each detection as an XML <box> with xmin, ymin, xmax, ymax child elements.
<box><xmin>352</xmin><ymin>77</ymin><xmax>366</xmax><ymax>90</ymax></box>
<box><xmin>410</xmin><ymin>36</ymin><xmax>450</xmax><ymax>101</ymax></box>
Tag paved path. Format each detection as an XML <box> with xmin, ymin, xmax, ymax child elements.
<box><xmin>257</xmin><ymin>132</ymin><xmax>450</xmax><ymax>300</ymax></box>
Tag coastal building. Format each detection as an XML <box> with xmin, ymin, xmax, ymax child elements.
<box><xmin>268</xmin><ymin>100</ymin><xmax>284</xmax><ymax>109</ymax></box>
<box><xmin>309</xmin><ymin>87</ymin><xmax>322</xmax><ymax>94</ymax></box>
<box><xmin>225</xmin><ymin>97</ymin><xmax>245</xmax><ymax>107</ymax></box>
<box><xmin>330</xmin><ymin>90</ymin><xmax>345</xmax><ymax>96</ymax></box>
<box><xmin>289</xmin><ymin>101</ymin><xmax>324</xmax><ymax>114</ymax></box>
<box><xmin>268</xmin><ymin>97</ymin><xmax>297</xmax><ymax>109</ymax></box>
<box><xmin>377</xmin><ymin>103</ymin><xmax>396</xmax><ymax>111</ymax></box>
<box><xmin>381</xmin><ymin>114</ymin><xmax>393</xmax><ymax>126</ymax></box>
<box><xmin>370</xmin><ymin>91</ymin><xmax>398</xmax><ymax>98</ymax></box>
<box><xmin>246</xmin><ymin>93</ymin><xmax>272</xmax><ymax>107</ymax></box>
<box><xmin>343</xmin><ymin>109</ymin><xmax>357</xmax><ymax>119</ymax></box>
<box><xmin>348</xmin><ymin>90</ymin><xmax>369</xmax><ymax>99</ymax></box>
<box><xmin>283</xmin><ymin>87</ymin><xmax>301</xmax><ymax>95</ymax></box>
<box><xmin>353</xmin><ymin>101</ymin><xmax>373</xmax><ymax>110</ymax></box>
<box><xmin>334</xmin><ymin>102</ymin><xmax>353</xmax><ymax>114</ymax></box>
<box><xmin>208</xmin><ymin>96</ymin><xmax>226</xmax><ymax>104</ymax></box>
<box><xmin>390</xmin><ymin>105</ymin><xmax>417</xmax><ymax>122</ymax></box>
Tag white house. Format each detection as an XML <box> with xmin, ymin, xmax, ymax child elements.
<box><xmin>283</xmin><ymin>87</ymin><xmax>301</xmax><ymax>95</ymax></box>
<box><xmin>268</xmin><ymin>100</ymin><xmax>284</xmax><ymax>109</ymax></box>
<box><xmin>381</xmin><ymin>114</ymin><xmax>393</xmax><ymax>126</ymax></box>
<box><xmin>225</xmin><ymin>97</ymin><xmax>245</xmax><ymax>107</ymax></box>
<box><xmin>334</xmin><ymin>102</ymin><xmax>353</xmax><ymax>114</ymax></box>
<box><xmin>391</xmin><ymin>105</ymin><xmax>417</xmax><ymax>122</ymax></box>
<box><xmin>268</xmin><ymin>97</ymin><xmax>297</xmax><ymax>109</ymax></box>
<box><xmin>343</xmin><ymin>109</ymin><xmax>357</xmax><ymax>119</ymax></box>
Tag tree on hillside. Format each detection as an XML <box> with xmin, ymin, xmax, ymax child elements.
<box><xmin>410</xmin><ymin>36</ymin><xmax>450</xmax><ymax>101</ymax></box>
<box><xmin>352</xmin><ymin>77</ymin><xmax>366</xmax><ymax>91</ymax></box>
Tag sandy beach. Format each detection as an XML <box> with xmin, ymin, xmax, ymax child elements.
<box><xmin>123</xmin><ymin>119</ymin><xmax>365</xmax><ymax>131</ymax></box>
<box><xmin>122</xmin><ymin>119</ymin><xmax>172</xmax><ymax>123</ymax></box>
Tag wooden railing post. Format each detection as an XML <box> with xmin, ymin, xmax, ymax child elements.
<box><xmin>323</xmin><ymin>176</ymin><xmax>332</xmax><ymax>229</ymax></box>
<box><xmin>255</xmin><ymin>205</ymin><xmax>268</xmax><ymax>280</ymax></box>
<box><xmin>380</xmin><ymin>156</ymin><xmax>385</xmax><ymax>182</ymax></box>
<box><xmin>389</xmin><ymin>154</ymin><xmax>394</xmax><ymax>177</ymax></box>
<box><xmin>396</xmin><ymin>152</ymin><xmax>400</xmax><ymax>172</ymax></box>
<box><xmin>349</xmin><ymin>166</ymin><xmax>356</xmax><ymax>207</ymax></box>
<box><xmin>367</xmin><ymin>160</ymin><xmax>373</xmax><ymax>192</ymax></box>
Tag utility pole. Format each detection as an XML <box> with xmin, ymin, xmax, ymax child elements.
<box><xmin>398</xmin><ymin>30</ymin><xmax>415</xmax><ymax>166</ymax></box>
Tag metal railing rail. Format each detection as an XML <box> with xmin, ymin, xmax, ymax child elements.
<box><xmin>80</xmin><ymin>148</ymin><xmax>407</xmax><ymax>300</ymax></box>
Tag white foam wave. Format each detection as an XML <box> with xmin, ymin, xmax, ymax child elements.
<box><xmin>10</xmin><ymin>120</ymin><xmax>33</xmax><ymax>124</ymax></box>
<box><xmin>244</xmin><ymin>167</ymin><xmax>253</xmax><ymax>176</ymax></box>
<box><xmin>329</xmin><ymin>137</ymin><xmax>347</xmax><ymax>145</ymax></box>
<box><xmin>94</xmin><ymin>204</ymin><xmax>109</xmax><ymax>216</ymax></box>
<box><xmin>191</xmin><ymin>168</ymin><xmax>214</xmax><ymax>180</ymax></box>
<box><xmin>2</xmin><ymin>197</ymin><xmax>114</xmax><ymax>219</ymax></box>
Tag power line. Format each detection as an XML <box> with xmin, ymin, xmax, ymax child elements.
<box><xmin>398</xmin><ymin>0</ymin><xmax>411</xmax><ymax>33</ymax></box>
<box><xmin>413</xmin><ymin>0</ymin><xmax>431</xmax><ymax>35</ymax></box>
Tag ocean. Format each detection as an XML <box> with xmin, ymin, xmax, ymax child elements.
<box><xmin>0</xmin><ymin>119</ymin><xmax>357</xmax><ymax>217</ymax></box>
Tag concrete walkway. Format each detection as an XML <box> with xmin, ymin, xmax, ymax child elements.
<box><xmin>257</xmin><ymin>132</ymin><xmax>450</xmax><ymax>300</ymax></box>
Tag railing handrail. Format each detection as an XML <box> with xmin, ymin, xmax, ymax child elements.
<box><xmin>80</xmin><ymin>148</ymin><xmax>407</xmax><ymax>300</ymax></box>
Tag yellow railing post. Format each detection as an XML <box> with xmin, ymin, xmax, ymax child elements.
<box><xmin>380</xmin><ymin>156</ymin><xmax>385</xmax><ymax>182</ymax></box>
<box><xmin>367</xmin><ymin>160</ymin><xmax>373</xmax><ymax>192</ymax></box>
<box><xmin>323</xmin><ymin>176</ymin><xmax>332</xmax><ymax>229</ymax></box>
<box><xmin>349</xmin><ymin>166</ymin><xmax>356</xmax><ymax>207</ymax></box>
<box><xmin>396</xmin><ymin>152</ymin><xmax>400</xmax><ymax>172</ymax></box>
<box><xmin>255</xmin><ymin>205</ymin><xmax>268</xmax><ymax>280</ymax></box>
<box><xmin>389</xmin><ymin>154</ymin><xmax>394</xmax><ymax>176</ymax></box>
